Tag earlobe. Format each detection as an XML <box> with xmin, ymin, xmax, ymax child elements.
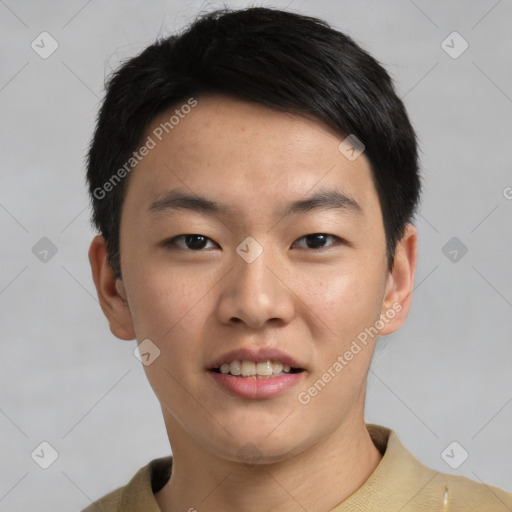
<box><xmin>88</xmin><ymin>235</ymin><xmax>135</xmax><ymax>340</ymax></box>
<box><xmin>379</xmin><ymin>223</ymin><xmax>418</xmax><ymax>336</ymax></box>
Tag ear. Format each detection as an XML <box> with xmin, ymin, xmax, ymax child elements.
<box><xmin>88</xmin><ymin>235</ymin><xmax>135</xmax><ymax>340</ymax></box>
<box><xmin>378</xmin><ymin>223</ymin><xmax>418</xmax><ymax>335</ymax></box>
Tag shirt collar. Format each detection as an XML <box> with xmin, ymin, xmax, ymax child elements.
<box><xmin>118</xmin><ymin>423</ymin><xmax>446</xmax><ymax>511</ymax></box>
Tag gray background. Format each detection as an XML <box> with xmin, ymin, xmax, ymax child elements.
<box><xmin>0</xmin><ymin>0</ymin><xmax>511</xmax><ymax>510</ymax></box>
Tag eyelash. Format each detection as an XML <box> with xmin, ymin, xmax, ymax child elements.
<box><xmin>163</xmin><ymin>233</ymin><xmax>344</xmax><ymax>251</ymax></box>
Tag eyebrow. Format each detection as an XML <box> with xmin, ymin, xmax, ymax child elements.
<box><xmin>147</xmin><ymin>188</ymin><xmax>363</xmax><ymax>219</ymax></box>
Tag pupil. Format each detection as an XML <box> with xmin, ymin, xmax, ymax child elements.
<box><xmin>186</xmin><ymin>234</ymin><xmax>207</xmax><ymax>250</ymax></box>
<box><xmin>307</xmin><ymin>234</ymin><xmax>327</xmax><ymax>248</ymax></box>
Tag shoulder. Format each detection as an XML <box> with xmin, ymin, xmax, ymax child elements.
<box><xmin>81</xmin><ymin>487</ymin><xmax>122</xmax><ymax>512</ymax></box>
<box><xmin>80</xmin><ymin>457</ymin><xmax>173</xmax><ymax>512</ymax></box>
<box><xmin>442</xmin><ymin>472</ymin><xmax>512</xmax><ymax>511</ymax></box>
<box><xmin>360</xmin><ymin>424</ymin><xmax>512</xmax><ymax>511</ymax></box>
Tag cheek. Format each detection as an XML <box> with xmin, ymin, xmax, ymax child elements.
<box><xmin>125</xmin><ymin>255</ymin><xmax>204</xmax><ymax>337</ymax></box>
<box><xmin>293</xmin><ymin>269</ymin><xmax>382</xmax><ymax>422</ymax></box>
<box><xmin>124</xmin><ymin>259</ymin><xmax>220</xmax><ymax>381</ymax></box>
<box><xmin>297</xmin><ymin>260</ymin><xmax>386</xmax><ymax>348</ymax></box>
<box><xmin>128</xmin><ymin>269</ymin><xmax>209</xmax><ymax>405</ymax></box>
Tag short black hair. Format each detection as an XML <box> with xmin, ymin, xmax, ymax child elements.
<box><xmin>86</xmin><ymin>6</ymin><xmax>421</xmax><ymax>279</ymax></box>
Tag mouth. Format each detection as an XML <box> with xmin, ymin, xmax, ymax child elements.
<box><xmin>209</xmin><ymin>360</ymin><xmax>305</xmax><ymax>379</ymax></box>
<box><xmin>207</xmin><ymin>347</ymin><xmax>307</xmax><ymax>398</ymax></box>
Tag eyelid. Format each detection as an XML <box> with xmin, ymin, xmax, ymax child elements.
<box><xmin>165</xmin><ymin>234</ymin><xmax>218</xmax><ymax>250</ymax></box>
<box><xmin>163</xmin><ymin>233</ymin><xmax>345</xmax><ymax>251</ymax></box>
<box><xmin>291</xmin><ymin>233</ymin><xmax>341</xmax><ymax>249</ymax></box>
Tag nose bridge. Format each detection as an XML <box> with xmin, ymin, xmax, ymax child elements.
<box><xmin>235</xmin><ymin>235</ymin><xmax>276</xmax><ymax>302</ymax></box>
<box><xmin>218</xmin><ymin>235</ymin><xmax>294</xmax><ymax>327</ymax></box>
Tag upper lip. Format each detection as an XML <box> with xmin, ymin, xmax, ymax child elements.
<box><xmin>208</xmin><ymin>347</ymin><xmax>305</xmax><ymax>370</ymax></box>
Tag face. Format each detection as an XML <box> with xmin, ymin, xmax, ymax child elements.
<box><xmin>90</xmin><ymin>94</ymin><xmax>416</xmax><ymax>464</ymax></box>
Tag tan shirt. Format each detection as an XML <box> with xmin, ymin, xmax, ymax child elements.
<box><xmin>82</xmin><ymin>424</ymin><xmax>512</xmax><ymax>511</ymax></box>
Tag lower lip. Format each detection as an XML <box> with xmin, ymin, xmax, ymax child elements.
<box><xmin>209</xmin><ymin>371</ymin><xmax>305</xmax><ymax>399</ymax></box>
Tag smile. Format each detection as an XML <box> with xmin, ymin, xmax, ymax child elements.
<box><xmin>211</xmin><ymin>360</ymin><xmax>304</xmax><ymax>378</ymax></box>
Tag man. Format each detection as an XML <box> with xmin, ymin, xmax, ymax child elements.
<box><xmin>84</xmin><ymin>6</ymin><xmax>512</xmax><ymax>511</ymax></box>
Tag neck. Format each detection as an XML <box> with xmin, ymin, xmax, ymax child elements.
<box><xmin>156</xmin><ymin>415</ymin><xmax>382</xmax><ymax>512</ymax></box>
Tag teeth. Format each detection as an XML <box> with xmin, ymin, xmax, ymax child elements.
<box><xmin>231</xmin><ymin>361</ymin><xmax>241</xmax><ymax>375</ymax></box>
<box><xmin>217</xmin><ymin>360</ymin><xmax>296</xmax><ymax>377</ymax></box>
<box><xmin>256</xmin><ymin>361</ymin><xmax>273</xmax><ymax>376</ymax></box>
<box><xmin>241</xmin><ymin>361</ymin><xmax>256</xmax><ymax>376</ymax></box>
<box><xmin>272</xmin><ymin>362</ymin><xmax>283</xmax><ymax>374</ymax></box>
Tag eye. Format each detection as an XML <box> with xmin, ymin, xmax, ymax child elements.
<box><xmin>292</xmin><ymin>233</ymin><xmax>341</xmax><ymax>250</ymax></box>
<box><xmin>163</xmin><ymin>233</ymin><xmax>343</xmax><ymax>251</ymax></box>
<box><xmin>164</xmin><ymin>234</ymin><xmax>218</xmax><ymax>251</ymax></box>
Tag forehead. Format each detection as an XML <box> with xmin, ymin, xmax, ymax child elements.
<box><xmin>123</xmin><ymin>94</ymin><xmax>380</xmax><ymax>223</ymax></box>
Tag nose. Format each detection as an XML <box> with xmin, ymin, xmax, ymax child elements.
<box><xmin>215</xmin><ymin>240</ymin><xmax>295</xmax><ymax>329</ymax></box>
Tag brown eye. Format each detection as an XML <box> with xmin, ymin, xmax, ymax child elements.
<box><xmin>292</xmin><ymin>233</ymin><xmax>340</xmax><ymax>250</ymax></box>
<box><xmin>165</xmin><ymin>234</ymin><xmax>217</xmax><ymax>250</ymax></box>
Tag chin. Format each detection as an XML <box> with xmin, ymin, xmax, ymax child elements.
<box><xmin>209</xmin><ymin>427</ymin><xmax>312</xmax><ymax>466</ymax></box>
